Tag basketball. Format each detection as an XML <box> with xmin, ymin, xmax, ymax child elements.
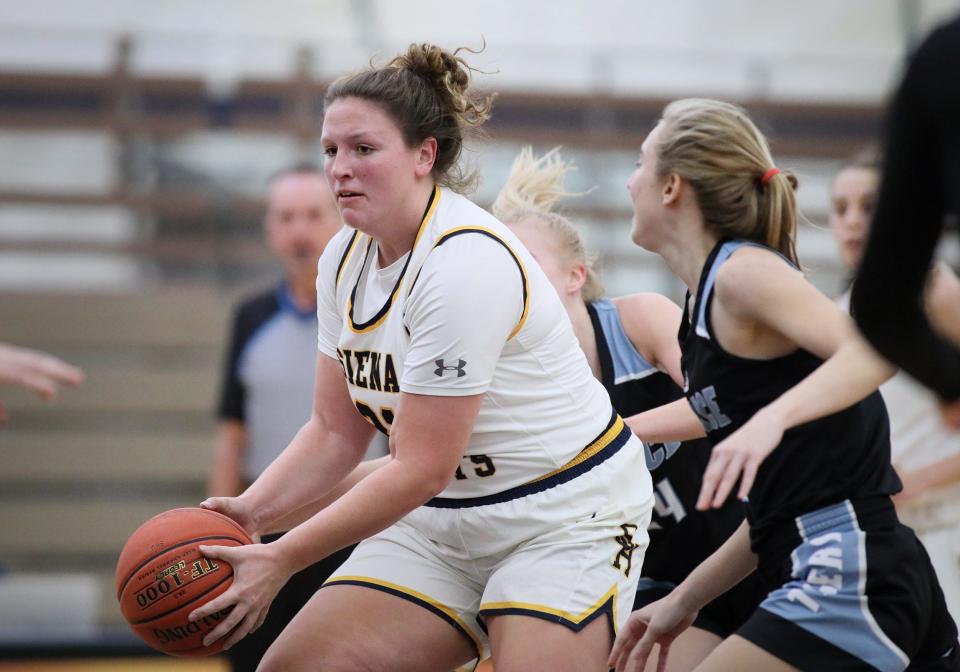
<box><xmin>115</xmin><ymin>507</ymin><xmax>253</xmax><ymax>656</ymax></box>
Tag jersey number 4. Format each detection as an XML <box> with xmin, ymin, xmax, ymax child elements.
<box><xmin>651</xmin><ymin>477</ymin><xmax>687</xmax><ymax>527</ymax></box>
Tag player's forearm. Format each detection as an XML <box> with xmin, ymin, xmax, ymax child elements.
<box><xmin>274</xmin><ymin>458</ymin><xmax>445</xmax><ymax>573</ymax></box>
<box><xmin>625</xmin><ymin>397</ymin><xmax>706</xmax><ymax>443</ymax></box>
<box><xmin>261</xmin><ymin>455</ymin><xmax>391</xmax><ymax>534</ymax></box>
<box><xmin>673</xmin><ymin>521</ymin><xmax>756</xmax><ymax>612</ymax></box>
<box><xmin>240</xmin><ymin>416</ymin><xmax>367</xmax><ymax>534</ymax></box>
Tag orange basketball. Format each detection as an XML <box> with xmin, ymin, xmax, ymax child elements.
<box><xmin>115</xmin><ymin>507</ymin><xmax>252</xmax><ymax>656</ymax></box>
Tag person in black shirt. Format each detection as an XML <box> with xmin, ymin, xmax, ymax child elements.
<box><xmin>609</xmin><ymin>98</ymin><xmax>957</xmax><ymax>672</ymax></box>
<box><xmin>852</xmin><ymin>14</ymin><xmax>960</xmax><ymax>424</ymax></box>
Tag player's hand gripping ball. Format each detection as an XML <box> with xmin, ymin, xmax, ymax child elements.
<box><xmin>115</xmin><ymin>507</ymin><xmax>252</xmax><ymax>656</ymax></box>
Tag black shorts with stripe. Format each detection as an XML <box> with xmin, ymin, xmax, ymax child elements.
<box><xmin>740</xmin><ymin>498</ymin><xmax>958</xmax><ymax>671</ymax></box>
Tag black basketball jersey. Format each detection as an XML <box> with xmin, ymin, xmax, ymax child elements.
<box><xmin>588</xmin><ymin>298</ymin><xmax>745</xmax><ymax>583</ymax></box>
<box><xmin>680</xmin><ymin>239</ymin><xmax>901</xmax><ymax>559</ymax></box>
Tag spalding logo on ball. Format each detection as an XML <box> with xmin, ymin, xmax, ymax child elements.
<box><xmin>115</xmin><ymin>507</ymin><xmax>252</xmax><ymax>656</ymax></box>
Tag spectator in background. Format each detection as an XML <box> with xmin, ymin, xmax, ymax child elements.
<box><xmin>210</xmin><ymin>163</ymin><xmax>357</xmax><ymax>671</ymax></box>
<box><xmin>831</xmin><ymin>151</ymin><xmax>960</xmax><ymax>617</ymax></box>
<box><xmin>0</xmin><ymin>341</ymin><xmax>84</xmax><ymax>422</ymax></box>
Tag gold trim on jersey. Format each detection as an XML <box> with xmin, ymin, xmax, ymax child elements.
<box><xmin>527</xmin><ymin>415</ymin><xmax>626</xmax><ymax>484</ymax></box>
<box><xmin>335</xmin><ymin>229</ymin><xmax>361</xmax><ymax>289</ymax></box>
<box><xmin>426</xmin><ymin>225</ymin><xmax>530</xmax><ymax>340</ymax></box>
<box><xmin>323</xmin><ymin>574</ymin><xmax>483</xmax><ymax>656</ymax></box>
<box><xmin>479</xmin><ymin>584</ymin><xmax>619</xmax><ymax>633</ymax></box>
<box><xmin>425</xmin><ymin>411</ymin><xmax>628</xmax><ymax>509</ymax></box>
<box><xmin>346</xmin><ymin>185</ymin><xmax>440</xmax><ymax>334</ymax></box>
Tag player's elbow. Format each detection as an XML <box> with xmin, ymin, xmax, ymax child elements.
<box><xmin>416</xmin><ymin>465</ymin><xmax>454</xmax><ymax>501</ymax></box>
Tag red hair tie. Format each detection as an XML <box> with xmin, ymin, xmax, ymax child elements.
<box><xmin>761</xmin><ymin>167</ymin><xmax>781</xmax><ymax>185</ymax></box>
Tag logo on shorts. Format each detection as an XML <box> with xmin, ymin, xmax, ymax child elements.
<box><xmin>612</xmin><ymin>524</ymin><xmax>640</xmax><ymax>578</ymax></box>
<box><xmin>434</xmin><ymin>359</ymin><xmax>467</xmax><ymax>377</ymax></box>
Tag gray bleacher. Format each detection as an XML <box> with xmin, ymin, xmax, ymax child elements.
<box><xmin>0</xmin><ymin>291</ymin><xmax>226</xmax><ymax>649</ymax></box>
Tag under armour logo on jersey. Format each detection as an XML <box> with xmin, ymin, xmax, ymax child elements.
<box><xmin>434</xmin><ymin>359</ymin><xmax>467</xmax><ymax>377</ymax></box>
<box><xmin>611</xmin><ymin>524</ymin><xmax>640</xmax><ymax>578</ymax></box>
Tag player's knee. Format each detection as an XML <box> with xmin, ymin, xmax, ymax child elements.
<box><xmin>257</xmin><ymin>638</ymin><xmax>379</xmax><ymax>672</ymax></box>
<box><xmin>256</xmin><ymin>645</ymin><xmax>301</xmax><ymax>672</ymax></box>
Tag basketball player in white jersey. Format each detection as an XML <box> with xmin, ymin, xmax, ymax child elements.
<box><xmin>188</xmin><ymin>43</ymin><xmax>653</xmax><ymax>672</ymax></box>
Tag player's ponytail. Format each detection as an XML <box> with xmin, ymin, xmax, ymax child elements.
<box><xmin>655</xmin><ymin>98</ymin><xmax>801</xmax><ymax>266</ymax></box>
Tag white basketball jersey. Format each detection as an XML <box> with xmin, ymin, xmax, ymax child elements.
<box><xmin>316</xmin><ymin>186</ymin><xmax>617</xmax><ymax>498</ymax></box>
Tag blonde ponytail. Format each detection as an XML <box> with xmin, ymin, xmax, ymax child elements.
<box><xmin>656</xmin><ymin>98</ymin><xmax>800</xmax><ymax>266</ymax></box>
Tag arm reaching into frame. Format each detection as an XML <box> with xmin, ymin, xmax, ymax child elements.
<box><xmin>0</xmin><ymin>342</ymin><xmax>84</xmax><ymax>421</ymax></box>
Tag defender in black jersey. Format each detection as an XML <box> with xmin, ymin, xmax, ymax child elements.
<box><xmin>610</xmin><ymin>99</ymin><xmax>958</xmax><ymax>672</ymax></box>
<box><xmin>586</xmin><ymin>298</ymin><xmax>765</xmax><ymax>641</ymax></box>
<box><xmin>492</xmin><ymin>146</ymin><xmax>766</xmax><ymax>669</ymax></box>
<box><xmin>676</xmin><ymin>239</ymin><xmax>957</xmax><ymax>671</ymax></box>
